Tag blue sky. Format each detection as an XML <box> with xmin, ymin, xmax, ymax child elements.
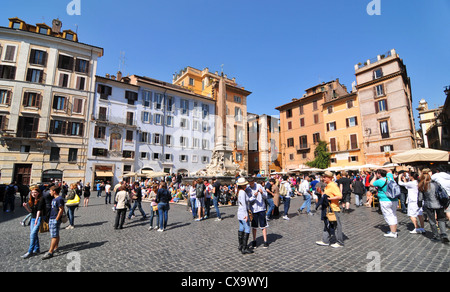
<box><xmin>1</xmin><ymin>0</ymin><xmax>449</xmax><ymax>128</ymax></box>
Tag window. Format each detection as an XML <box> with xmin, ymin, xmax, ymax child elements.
<box><xmin>327</xmin><ymin>106</ymin><xmax>333</xmax><ymax>114</ymax></box>
<box><xmin>287</xmin><ymin>138</ymin><xmax>294</xmax><ymax>147</ymax></box>
<box><xmin>97</xmin><ymin>84</ymin><xmax>112</xmax><ymax>99</ymax></box>
<box><xmin>26</xmin><ymin>69</ymin><xmax>44</xmax><ymax>83</ymax></box>
<box><xmin>58</xmin><ymin>73</ymin><xmax>69</xmax><ymax>87</ymax></box>
<box><xmin>50</xmin><ymin>120</ymin><xmax>67</xmax><ymax>135</ymax></box>
<box><xmin>152</xmin><ymin>153</ymin><xmax>160</xmax><ymax>160</ymax></box>
<box><xmin>234</xmin><ymin>96</ymin><xmax>242</xmax><ymax>103</ymax></box>
<box><xmin>154</xmin><ymin>93</ymin><xmax>163</xmax><ymax>110</ymax></box>
<box><xmin>92</xmin><ymin>148</ymin><xmax>108</xmax><ymax>157</ymax></box>
<box><xmin>143</xmin><ymin>91</ymin><xmax>152</xmax><ymax>107</ymax></box>
<box><xmin>142</xmin><ymin>112</ymin><xmax>151</xmax><ymax>123</ymax></box>
<box><xmin>23</xmin><ymin>92</ymin><xmax>42</xmax><ymax>108</ymax></box>
<box><xmin>375</xmin><ymin>84</ymin><xmax>384</xmax><ymax>97</ymax></box>
<box><xmin>348</xmin><ymin>156</ymin><xmax>359</xmax><ymax>162</ymax></box>
<box><xmin>68</xmin><ymin>148</ymin><xmax>78</xmax><ymax>162</ymax></box>
<box><xmin>289</xmin><ymin>154</ymin><xmax>294</xmax><ymax>161</ymax></box>
<box><xmin>299</xmin><ymin>135</ymin><xmax>308</xmax><ymax>149</ymax></box>
<box><xmin>52</xmin><ymin>96</ymin><xmax>67</xmax><ymax>111</ymax></box>
<box><xmin>375</xmin><ymin>99</ymin><xmax>388</xmax><ymax>113</ymax></box>
<box><xmin>141</xmin><ymin>152</ymin><xmax>148</xmax><ymax>159</ymax></box>
<box><xmin>65</xmin><ymin>33</ymin><xmax>75</xmax><ymax>41</ymax></box>
<box><xmin>72</xmin><ymin>98</ymin><xmax>83</xmax><ymax>114</ymax></box>
<box><xmin>235</xmin><ymin>107</ymin><xmax>243</xmax><ymax>121</ymax></box>
<box><xmin>126</xmin><ymin>130</ymin><xmax>133</xmax><ymax>142</ymax></box>
<box><xmin>327</xmin><ymin>121</ymin><xmax>336</xmax><ymax>131</ymax></box>
<box><xmin>0</xmin><ymin>65</ymin><xmax>16</xmax><ymax>80</ymax></box>
<box><xmin>193</xmin><ymin>120</ymin><xmax>200</xmax><ymax>131</ymax></box>
<box><xmin>373</xmin><ymin>68</ymin><xmax>383</xmax><ymax>79</ymax></box>
<box><xmin>3</xmin><ymin>45</ymin><xmax>16</xmax><ymax>62</ymax></box>
<box><xmin>75</xmin><ymin>59</ymin><xmax>89</xmax><ymax>74</ymax></box>
<box><xmin>313</xmin><ymin>133</ymin><xmax>320</xmax><ymax>144</ymax></box>
<box><xmin>58</xmin><ymin>54</ymin><xmax>74</xmax><ymax>71</ymax></box>
<box><xmin>165</xmin><ymin>135</ymin><xmax>172</xmax><ymax>146</ymax></box>
<box><xmin>286</xmin><ymin>109</ymin><xmax>292</xmax><ymax>118</ymax></box>
<box><xmin>98</xmin><ymin>107</ymin><xmax>107</xmax><ymax>121</ymax></box>
<box><xmin>380</xmin><ymin>120</ymin><xmax>390</xmax><ymax>138</ymax></box>
<box><xmin>29</xmin><ymin>49</ymin><xmax>47</xmax><ymax>66</ymax></box>
<box><xmin>299</xmin><ymin>105</ymin><xmax>304</xmax><ymax>115</ymax></box>
<box><xmin>314</xmin><ymin>114</ymin><xmax>319</xmax><ymax>124</ymax></box>
<box><xmin>126</xmin><ymin>112</ymin><xmax>134</xmax><ymax>126</ymax></box>
<box><xmin>313</xmin><ymin>100</ymin><xmax>318</xmax><ymax>111</ymax></box>
<box><xmin>68</xmin><ymin>122</ymin><xmax>83</xmax><ymax>136</ymax></box>
<box><xmin>193</xmin><ymin>138</ymin><xmax>199</xmax><ymax>149</ymax></box>
<box><xmin>202</xmin><ymin>139</ymin><xmax>209</xmax><ymax>150</ymax></box>
<box><xmin>154</xmin><ymin>114</ymin><xmax>162</xmax><ymax>125</ymax></box>
<box><xmin>202</xmin><ymin>122</ymin><xmax>210</xmax><ymax>132</ymax></box>
<box><xmin>189</xmin><ymin>78</ymin><xmax>194</xmax><ymax>86</ymax></box>
<box><xmin>94</xmin><ymin>126</ymin><xmax>106</xmax><ymax>139</ymax></box>
<box><xmin>300</xmin><ymin>118</ymin><xmax>305</xmax><ymax>127</ymax></box>
<box><xmin>180</xmin><ymin>99</ymin><xmax>189</xmax><ymax>115</ymax></box>
<box><xmin>125</xmin><ymin>91</ymin><xmax>138</xmax><ymax>105</ymax></box>
<box><xmin>347</xmin><ymin>100</ymin><xmax>354</xmax><ymax>108</ymax></box>
<box><xmin>287</xmin><ymin>121</ymin><xmax>292</xmax><ymax>130</ymax></box>
<box><xmin>180</xmin><ymin>155</ymin><xmax>188</xmax><ymax>162</ymax></box>
<box><xmin>76</xmin><ymin>76</ymin><xmax>85</xmax><ymax>90</ymax></box>
<box><xmin>153</xmin><ymin>133</ymin><xmax>161</xmax><ymax>145</ymax></box>
<box><xmin>180</xmin><ymin>136</ymin><xmax>188</xmax><ymax>147</ymax></box>
<box><xmin>20</xmin><ymin>145</ymin><xmax>30</xmax><ymax>153</ymax></box>
<box><xmin>38</xmin><ymin>27</ymin><xmax>49</xmax><ymax>35</ymax></box>
<box><xmin>202</xmin><ymin>104</ymin><xmax>209</xmax><ymax>119</ymax></box>
<box><xmin>166</xmin><ymin>96</ymin><xmax>174</xmax><ymax>112</ymax></box>
<box><xmin>180</xmin><ymin>118</ymin><xmax>188</xmax><ymax>129</ymax></box>
<box><xmin>381</xmin><ymin>145</ymin><xmax>394</xmax><ymax>153</ymax></box>
<box><xmin>330</xmin><ymin>138</ymin><xmax>337</xmax><ymax>152</ymax></box>
<box><xmin>202</xmin><ymin>156</ymin><xmax>209</xmax><ymax>164</ymax></box>
<box><xmin>140</xmin><ymin>132</ymin><xmax>149</xmax><ymax>143</ymax></box>
<box><xmin>346</xmin><ymin>116</ymin><xmax>358</xmax><ymax>127</ymax></box>
<box><xmin>350</xmin><ymin>134</ymin><xmax>358</xmax><ymax>149</ymax></box>
<box><xmin>192</xmin><ymin>155</ymin><xmax>198</xmax><ymax>163</ymax></box>
<box><xmin>166</xmin><ymin>115</ymin><xmax>173</xmax><ymax>127</ymax></box>
<box><xmin>123</xmin><ymin>151</ymin><xmax>135</xmax><ymax>159</ymax></box>
<box><xmin>0</xmin><ymin>89</ymin><xmax>11</xmax><ymax>105</ymax></box>
<box><xmin>165</xmin><ymin>154</ymin><xmax>172</xmax><ymax>161</ymax></box>
<box><xmin>236</xmin><ymin>153</ymin><xmax>243</xmax><ymax>162</ymax></box>
<box><xmin>50</xmin><ymin>147</ymin><xmax>60</xmax><ymax>161</ymax></box>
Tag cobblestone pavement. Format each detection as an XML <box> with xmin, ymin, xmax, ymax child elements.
<box><xmin>0</xmin><ymin>194</ymin><xmax>448</xmax><ymax>272</ymax></box>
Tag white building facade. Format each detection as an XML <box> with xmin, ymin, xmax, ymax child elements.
<box><xmin>85</xmin><ymin>74</ymin><xmax>216</xmax><ymax>185</ymax></box>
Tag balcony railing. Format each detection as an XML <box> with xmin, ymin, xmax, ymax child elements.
<box><xmin>94</xmin><ymin>113</ymin><xmax>136</xmax><ymax>126</ymax></box>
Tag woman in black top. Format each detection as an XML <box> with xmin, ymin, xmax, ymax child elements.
<box><xmin>156</xmin><ymin>182</ymin><xmax>171</xmax><ymax>232</ymax></box>
<box><xmin>21</xmin><ymin>186</ymin><xmax>46</xmax><ymax>259</ymax></box>
<box><xmin>83</xmin><ymin>182</ymin><xmax>91</xmax><ymax>207</ymax></box>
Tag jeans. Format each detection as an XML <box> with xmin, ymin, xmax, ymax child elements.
<box><xmin>425</xmin><ymin>208</ymin><xmax>448</xmax><ymax>240</ymax></box>
<box><xmin>190</xmin><ymin>198</ymin><xmax>197</xmax><ymax>219</ymax></box>
<box><xmin>300</xmin><ymin>194</ymin><xmax>312</xmax><ymax>213</ymax></box>
<box><xmin>213</xmin><ymin>197</ymin><xmax>222</xmax><ymax>219</ymax></box>
<box><xmin>149</xmin><ymin>206</ymin><xmax>159</xmax><ymax>227</ymax></box>
<box><xmin>322</xmin><ymin>211</ymin><xmax>344</xmax><ymax>245</ymax></box>
<box><xmin>239</xmin><ymin>219</ymin><xmax>251</xmax><ymax>234</ymax></box>
<box><xmin>128</xmin><ymin>201</ymin><xmax>146</xmax><ymax>219</ymax></box>
<box><xmin>158</xmin><ymin>202</ymin><xmax>169</xmax><ymax>230</ymax></box>
<box><xmin>354</xmin><ymin>193</ymin><xmax>364</xmax><ymax>206</ymax></box>
<box><xmin>205</xmin><ymin>198</ymin><xmax>211</xmax><ymax>217</ymax></box>
<box><xmin>283</xmin><ymin>197</ymin><xmax>291</xmax><ymax>216</ymax></box>
<box><xmin>28</xmin><ymin>217</ymin><xmax>41</xmax><ymax>253</ymax></box>
<box><xmin>67</xmin><ymin>206</ymin><xmax>77</xmax><ymax>226</ymax></box>
<box><xmin>266</xmin><ymin>198</ymin><xmax>275</xmax><ymax>218</ymax></box>
<box><xmin>114</xmin><ymin>208</ymin><xmax>126</xmax><ymax>229</ymax></box>
<box><xmin>105</xmin><ymin>192</ymin><xmax>111</xmax><ymax>204</ymax></box>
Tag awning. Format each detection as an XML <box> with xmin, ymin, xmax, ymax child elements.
<box><xmin>95</xmin><ymin>171</ymin><xmax>114</xmax><ymax>177</ymax></box>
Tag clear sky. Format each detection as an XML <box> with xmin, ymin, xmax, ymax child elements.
<box><xmin>1</xmin><ymin>0</ymin><xmax>449</xmax><ymax>128</ymax></box>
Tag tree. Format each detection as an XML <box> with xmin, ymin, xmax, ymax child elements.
<box><xmin>306</xmin><ymin>140</ymin><xmax>331</xmax><ymax>169</ymax></box>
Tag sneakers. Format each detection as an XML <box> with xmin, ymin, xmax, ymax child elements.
<box><xmin>42</xmin><ymin>252</ymin><xmax>53</xmax><ymax>260</ymax></box>
<box><xmin>263</xmin><ymin>241</ymin><xmax>269</xmax><ymax>248</ymax></box>
<box><xmin>282</xmin><ymin>215</ymin><xmax>290</xmax><ymax>220</ymax></box>
<box><xmin>315</xmin><ymin>241</ymin><xmax>329</xmax><ymax>246</ymax></box>
<box><xmin>384</xmin><ymin>232</ymin><xmax>398</xmax><ymax>238</ymax></box>
<box><xmin>410</xmin><ymin>228</ymin><xmax>425</xmax><ymax>234</ymax></box>
<box><xmin>330</xmin><ymin>243</ymin><xmax>344</xmax><ymax>248</ymax></box>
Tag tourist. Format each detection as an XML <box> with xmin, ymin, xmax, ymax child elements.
<box><xmin>128</xmin><ymin>182</ymin><xmax>147</xmax><ymax>220</ymax></box>
<box><xmin>237</xmin><ymin>177</ymin><xmax>253</xmax><ymax>254</ymax></box>
<box><xmin>42</xmin><ymin>186</ymin><xmax>64</xmax><ymax>260</ymax></box>
<box><xmin>195</xmin><ymin>178</ymin><xmax>206</xmax><ymax>221</ymax></box>
<box><xmin>264</xmin><ymin>179</ymin><xmax>275</xmax><ymax>220</ymax></box>
<box><xmin>147</xmin><ymin>185</ymin><xmax>159</xmax><ymax>230</ymax></box>
<box><xmin>316</xmin><ymin>171</ymin><xmax>344</xmax><ymax>248</ymax></box>
<box><xmin>418</xmin><ymin>169</ymin><xmax>449</xmax><ymax>243</ymax></box>
<box><xmin>114</xmin><ymin>186</ymin><xmax>129</xmax><ymax>230</ymax></box>
<box><xmin>105</xmin><ymin>181</ymin><xmax>112</xmax><ymax>204</ymax></box>
<box><xmin>3</xmin><ymin>181</ymin><xmax>18</xmax><ymax>213</ymax></box>
<box><xmin>279</xmin><ymin>176</ymin><xmax>292</xmax><ymax>220</ymax></box>
<box><xmin>398</xmin><ymin>172</ymin><xmax>424</xmax><ymax>234</ymax></box>
<box><xmin>83</xmin><ymin>182</ymin><xmax>91</xmax><ymax>207</ymax></box>
<box><xmin>430</xmin><ymin>166</ymin><xmax>450</xmax><ymax>223</ymax></box>
<box><xmin>156</xmin><ymin>182</ymin><xmax>172</xmax><ymax>232</ymax></box>
<box><xmin>351</xmin><ymin>176</ymin><xmax>365</xmax><ymax>207</ymax></box>
<box><xmin>189</xmin><ymin>180</ymin><xmax>198</xmax><ymax>219</ymax></box>
<box><xmin>212</xmin><ymin>177</ymin><xmax>223</xmax><ymax>221</ymax></box>
<box><xmin>371</xmin><ymin>169</ymin><xmax>398</xmax><ymax>238</ymax></box>
<box><xmin>337</xmin><ymin>171</ymin><xmax>352</xmax><ymax>213</ymax></box>
<box><xmin>298</xmin><ymin>176</ymin><xmax>313</xmax><ymax>215</ymax></box>
<box><xmin>247</xmin><ymin>177</ymin><xmax>269</xmax><ymax>249</ymax></box>
<box><xmin>204</xmin><ymin>179</ymin><xmax>212</xmax><ymax>218</ymax></box>
<box><xmin>65</xmin><ymin>183</ymin><xmax>79</xmax><ymax>229</ymax></box>
<box><xmin>21</xmin><ymin>186</ymin><xmax>45</xmax><ymax>259</ymax></box>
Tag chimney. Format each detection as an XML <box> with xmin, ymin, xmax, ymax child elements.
<box><xmin>105</xmin><ymin>73</ymin><xmax>110</xmax><ymax>79</ymax></box>
<box><xmin>117</xmin><ymin>71</ymin><xmax>122</xmax><ymax>81</ymax></box>
<box><xmin>52</xmin><ymin>18</ymin><xmax>62</xmax><ymax>34</ymax></box>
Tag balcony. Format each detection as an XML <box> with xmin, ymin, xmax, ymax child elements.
<box><xmin>93</xmin><ymin>113</ymin><xmax>136</xmax><ymax>127</ymax></box>
<box><xmin>296</xmin><ymin>143</ymin><xmax>310</xmax><ymax>152</ymax></box>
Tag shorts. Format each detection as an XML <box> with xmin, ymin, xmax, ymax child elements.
<box><xmin>342</xmin><ymin>192</ymin><xmax>351</xmax><ymax>203</ymax></box>
<box><xmin>251</xmin><ymin>211</ymin><xmax>268</xmax><ymax>229</ymax></box>
<box><xmin>49</xmin><ymin>219</ymin><xmax>61</xmax><ymax>238</ymax></box>
<box><xmin>407</xmin><ymin>202</ymin><xmax>423</xmax><ymax>217</ymax></box>
<box><xmin>380</xmin><ymin>200</ymin><xmax>398</xmax><ymax>226</ymax></box>
<box><xmin>196</xmin><ymin>197</ymin><xmax>205</xmax><ymax>208</ymax></box>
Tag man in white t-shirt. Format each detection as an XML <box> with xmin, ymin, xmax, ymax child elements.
<box><xmin>431</xmin><ymin>167</ymin><xmax>450</xmax><ymax>221</ymax></box>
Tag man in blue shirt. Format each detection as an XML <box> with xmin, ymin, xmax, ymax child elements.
<box><xmin>43</xmin><ymin>186</ymin><xmax>65</xmax><ymax>260</ymax></box>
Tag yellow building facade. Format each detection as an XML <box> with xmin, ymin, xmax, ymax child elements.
<box><xmin>323</xmin><ymin>92</ymin><xmax>366</xmax><ymax>168</ymax></box>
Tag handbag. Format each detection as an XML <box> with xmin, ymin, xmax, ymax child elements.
<box><xmin>61</xmin><ymin>210</ymin><xmax>68</xmax><ymax>223</ymax></box>
<box><xmin>66</xmin><ymin>194</ymin><xmax>80</xmax><ymax>206</ymax></box>
<box><xmin>39</xmin><ymin>220</ymin><xmax>49</xmax><ymax>233</ymax></box>
<box><xmin>326</xmin><ymin>206</ymin><xmax>337</xmax><ymax>222</ymax></box>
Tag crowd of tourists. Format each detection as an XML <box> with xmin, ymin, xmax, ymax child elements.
<box><xmin>4</xmin><ymin>165</ymin><xmax>449</xmax><ymax>260</ymax></box>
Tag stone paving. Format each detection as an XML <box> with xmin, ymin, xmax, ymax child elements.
<box><xmin>0</xmin><ymin>194</ymin><xmax>448</xmax><ymax>272</ymax></box>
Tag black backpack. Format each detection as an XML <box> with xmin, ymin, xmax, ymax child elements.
<box><xmin>435</xmin><ymin>182</ymin><xmax>450</xmax><ymax>209</ymax></box>
<box><xmin>196</xmin><ymin>184</ymin><xmax>205</xmax><ymax>198</ymax></box>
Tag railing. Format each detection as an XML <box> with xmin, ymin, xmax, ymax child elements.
<box><xmin>94</xmin><ymin>113</ymin><xmax>136</xmax><ymax>126</ymax></box>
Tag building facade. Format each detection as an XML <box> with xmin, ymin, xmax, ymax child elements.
<box><xmin>172</xmin><ymin>67</ymin><xmax>251</xmax><ymax>174</ymax></box>
<box><xmin>247</xmin><ymin>113</ymin><xmax>281</xmax><ymax>175</ymax></box>
<box><xmin>323</xmin><ymin>91</ymin><xmax>366</xmax><ymax>168</ymax></box>
<box><xmin>0</xmin><ymin>18</ymin><xmax>103</xmax><ymax>185</ymax></box>
<box><xmin>355</xmin><ymin>49</ymin><xmax>416</xmax><ymax>165</ymax></box>
<box><xmin>276</xmin><ymin>79</ymin><xmax>348</xmax><ymax>171</ymax></box>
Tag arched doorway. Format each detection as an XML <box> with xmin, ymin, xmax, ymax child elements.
<box><xmin>42</xmin><ymin>169</ymin><xmax>63</xmax><ymax>184</ymax></box>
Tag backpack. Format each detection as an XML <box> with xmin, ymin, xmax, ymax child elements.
<box><xmin>382</xmin><ymin>178</ymin><xmax>401</xmax><ymax>200</ymax></box>
<box><xmin>434</xmin><ymin>182</ymin><xmax>450</xmax><ymax>209</ymax></box>
<box><xmin>196</xmin><ymin>184</ymin><xmax>205</xmax><ymax>198</ymax></box>
<box><xmin>279</xmin><ymin>182</ymin><xmax>287</xmax><ymax>196</ymax></box>
<box><xmin>5</xmin><ymin>185</ymin><xmax>16</xmax><ymax>197</ymax></box>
